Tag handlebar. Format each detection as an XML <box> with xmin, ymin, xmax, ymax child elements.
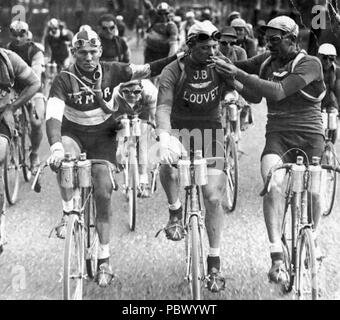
<box><xmin>259</xmin><ymin>162</ymin><xmax>340</xmax><ymax>197</ymax></box>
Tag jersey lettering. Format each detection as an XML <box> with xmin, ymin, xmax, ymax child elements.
<box><xmin>183</xmin><ymin>86</ymin><xmax>219</xmax><ymax>105</ymax></box>
<box><xmin>193</xmin><ymin>70</ymin><xmax>208</xmax><ymax>81</ymax></box>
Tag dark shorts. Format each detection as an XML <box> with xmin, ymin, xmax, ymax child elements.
<box><xmin>61</xmin><ymin>118</ymin><xmax>117</xmax><ymax>164</ymax></box>
<box><xmin>261</xmin><ymin>131</ymin><xmax>325</xmax><ymax>163</ymax></box>
<box><xmin>0</xmin><ymin>119</ymin><xmax>11</xmax><ymax>142</ymax></box>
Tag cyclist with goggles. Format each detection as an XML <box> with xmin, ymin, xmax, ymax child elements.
<box><xmin>209</xmin><ymin>16</ymin><xmax>326</xmax><ymax>287</ymax></box>
<box><xmin>112</xmin><ymin>79</ymin><xmax>157</xmax><ymax>197</ymax></box>
<box><xmin>0</xmin><ymin>47</ymin><xmax>40</xmax><ymax>227</ymax></box>
<box><xmin>317</xmin><ymin>43</ymin><xmax>340</xmax><ymax>114</ymax></box>
<box><xmin>143</xmin><ymin>0</ymin><xmax>179</xmax><ymax>63</ymax></box>
<box><xmin>45</xmin><ymin>29</ymin><xmax>184</xmax><ymax>288</ymax></box>
<box><xmin>156</xmin><ymin>20</ymin><xmax>236</xmax><ymax>293</ymax></box>
<box><xmin>7</xmin><ymin>20</ymin><xmax>45</xmax><ymax>173</ymax></box>
<box><xmin>43</xmin><ymin>18</ymin><xmax>73</xmax><ymax>71</ymax></box>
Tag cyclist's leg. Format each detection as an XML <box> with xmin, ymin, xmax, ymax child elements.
<box><xmin>202</xmin><ymin>168</ymin><xmax>226</xmax><ymax>292</ymax></box>
<box><xmin>138</xmin><ymin>123</ymin><xmax>150</xmax><ymax>197</ymax></box>
<box><xmin>159</xmin><ymin>164</ymin><xmax>185</xmax><ymax>240</ymax></box>
<box><xmin>54</xmin><ymin>136</ymin><xmax>81</xmax><ymax>239</ymax></box>
<box><xmin>0</xmin><ymin>135</ymin><xmax>8</xmax><ymax>211</ymax></box>
<box><xmin>29</xmin><ymin>93</ymin><xmax>45</xmax><ymax>171</ymax></box>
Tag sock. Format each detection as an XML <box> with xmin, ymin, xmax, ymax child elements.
<box><xmin>207</xmin><ymin>256</ymin><xmax>220</xmax><ymax>271</ymax></box>
<box><xmin>97</xmin><ymin>243</ymin><xmax>110</xmax><ymax>260</ymax></box>
<box><xmin>269</xmin><ymin>242</ymin><xmax>282</xmax><ymax>253</ymax></box>
<box><xmin>139</xmin><ymin>173</ymin><xmax>148</xmax><ymax>184</ymax></box>
<box><xmin>208</xmin><ymin>247</ymin><xmax>220</xmax><ymax>257</ymax></box>
<box><xmin>62</xmin><ymin>199</ymin><xmax>73</xmax><ymax>213</ymax></box>
<box><xmin>169</xmin><ymin>199</ymin><xmax>181</xmax><ymax>211</ymax></box>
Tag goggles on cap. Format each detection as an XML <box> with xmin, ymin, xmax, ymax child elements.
<box><xmin>219</xmin><ymin>40</ymin><xmax>236</xmax><ymax>46</ymax></box>
<box><xmin>264</xmin><ymin>33</ymin><xmax>292</xmax><ymax>45</ymax></box>
<box><xmin>10</xmin><ymin>28</ymin><xmax>27</xmax><ymax>37</ymax></box>
<box><xmin>193</xmin><ymin>30</ymin><xmax>221</xmax><ymax>42</ymax></box>
<box><xmin>320</xmin><ymin>54</ymin><xmax>336</xmax><ymax>62</ymax></box>
<box><xmin>73</xmin><ymin>37</ymin><xmax>101</xmax><ymax>49</ymax></box>
<box><xmin>121</xmin><ymin>88</ymin><xmax>143</xmax><ymax>95</ymax></box>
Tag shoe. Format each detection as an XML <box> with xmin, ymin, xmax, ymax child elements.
<box><xmin>164</xmin><ymin>208</ymin><xmax>185</xmax><ymax>241</ymax></box>
<box><xmin>53</xmin><ymin>213</ymin><xmax>69</xmax><ymax>239</ymax></box>
<box><xmin>30</xmin><ymin>152</ymin><xmax>40</xmax><ymax>175</ymax></box>
<box><xmin>95</xmin><ymin>262</ymin><xmax>114</xmax><ymax>288</ymax></box>
<box><xmin>268</xmin><ymin>260</ymin><xmax>289</xmax><ymax>285</ymax></box>
<box><xmin>137</xmin><ymin>183</ymin><xmax>150</xmax><ymax>198</ymax></box>
<box><xmin>206</xmin><ymin>256</ymin><xmax>225</xmax><ymax>293</ymax></box>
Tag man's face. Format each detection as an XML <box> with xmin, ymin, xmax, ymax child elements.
<box><xmin>120</xmin><ymin>84</ymin><xmax>142</xmax><ymax>105</ymax></box>
<box><xmin>218</xmin><ymin>36</ymin><xmax>236</xmax><ymax>55</ymax></box>
<box><xmin>234</xmin><ymin>27</ymin><xmax>246</xmax><ymax>40</ymax></box>
<box><xmin>265</xmin><ymin>28</ymin><xmax>293</xmax><ymax>59</ymax></box>
<box><xmin>10</xmin><ymin>30</ymin><xmax>29</xmax><ymax>46</ymax></box>
<box><xmin>318</xmin><ymin>54</ymin><xmax>335</xmax><ymax>71</ymax></box>
<box><xmin>191</xmin><ymin>39</ymin><xmax>219</xmax><ymax>64</ymax></box>
<box><xmin>187</xmin><ymin>17</ymin><xmax>194</xmax><ymax>24</ymax></box>
<box><xmin>100</xmin><ymin>20</ymin><xmax>116</xmax><ymax>39</ymax></box>
<box><xmin>73</xmin><ymin>44</ymin><xmax>102</xmax><ymax>72</ymax></box>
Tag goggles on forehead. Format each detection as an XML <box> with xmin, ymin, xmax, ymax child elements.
<box><xmin>73</xmin><ymin>37</ymin><xmax>101</xmax><ymax>49</ymax></box>
<box><xmin>195</xmin><ymin>31</ymin><xmax>221</xmax><ymax>42</ymax></box>
<box><xmin>10</xmin><ymin>28</ymin><xmax>27</xmax><ymax>37</ymax></box>
<box><xmin>121</xmin><ymin>88</ymin><xmax>142</xmax><ymax>95</ymax></box>
<box><xmin>321</xmin><ymin>54</ymin><xmax>336</xmax><ymax>62</ymax></box>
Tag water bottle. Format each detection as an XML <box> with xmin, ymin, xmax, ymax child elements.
<box><xmin>229</xmin><ymin>104</ymin><xmax>238</xmax><ymax>122</ymax></box>
<box><xmin>309</xmin><ymin>156</ymin><xmax>322</xmax><ymax>194</ymax></box>
<box><xmin>131</xmin><ymin>115</ymin><xmax>141</xmax><ymax>137</ymax></box>
<box><xmin>120</xmin><ymin>114</ymin><xmax>130</xmax><ymax>137</ymax></box>
<box><xmin>292</xmin><ymin>156</ymin><xmax>305</xmax><ymax>193</ymax></box>
<box><xmin>328</xmin><ymin>112</ymin><xmax>338</xmax><ymax>130</ymax></box>
<box><xmin>60</xmin><ymin>152</ymin><xmax>75</xmax><ymax>189</ymax></box>
<box><xmin>178</xmin><ymin>152</ymin><xmax>191</xmax><ymax>187</ymax></box>
<box><xmin>77</xmin><ymin>153</ymin><xmax>92</xmax><ymax>188</ymax></box>
<box><xmin>194</xmin><ymin>150</ymin><xmax>208</xmax><ymax>186</ymax></box>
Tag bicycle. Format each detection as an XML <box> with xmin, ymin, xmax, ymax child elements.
<box><xmin>117</xmin><ymin>113</ymin><xmax>158</xmax><ymax>231</ymax></box>
<box><xmin>32</xmin><ymin>153</ymin><xmax>117</xmax><ymax>300</ymax></box>
<box><xmin>320</xmin><ymin>110</ymin><xmax>337</xmax><ymax>216</ymax></box>
<box><xmin>221</xmin><ymin>90</ymin><xmax>239</xmax><ymax>212</ymax></box>
<box><xmin>260</xmin><ymin>153</ymin><xmax>334</xmax><ymax>300</ymax></box>
<box><xmin>156</xmin><ymin>150</ymin><xmax>225</xmax><ymax>300</ymax></box>
<box><xmin>4</xmin><ymin>103</ymin><xmax>32</xmax><ymax>205</ymax></box>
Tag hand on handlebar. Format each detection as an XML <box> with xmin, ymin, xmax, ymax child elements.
<box><xmin>47</xmin><ymin>143</ymin><xmax>65</xmax><ymax>172</ymax></box>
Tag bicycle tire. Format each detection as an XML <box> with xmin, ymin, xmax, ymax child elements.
<box><xmin>20</xmin><ymin>107</ymin><xmax>32</xmax><ymax>182</ymax></box>
<box><xmin>190</xmin><ymin>214</ymin><xmax>202</xmax><ymax>300</ymax></box>
<box><xmin>63</xmin><ymin>214</ymin><xmax>85</xmax><ymax>300</ymax></box>
<box><xmin>296</xmin><ymin>228</ymin><xmax>319</xmax><ymax>300</ymax></box>
<box><xmin>223</xmin><ymin>135</ymin><xmax>239</xmax><ymax>212</ymax></box>
<box><xmin>321</xmin><ymin>141</ymin><xmax>337</xmax><ymax>216</ymax></box>
<box><xmin>4</xmin><ymin>138</ymin><xmax>20</xmax><ymax>205</ymax></box>
<box><xmin>150</xmin><ymin>166</ymin><xmax>158</xmax><ymax>194</ymax></box>
<box><xmin>128</xmin><ymin>154</ymin><xmax>138</xmax><ymax>231</ymax></box>
<box><xmin>84</xmin><ymin>189</ymin><xmax>98</xmax><ymax>280</ymax></box>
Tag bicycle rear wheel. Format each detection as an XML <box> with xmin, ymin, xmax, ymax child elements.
<box><xmin>296</xmin><ymin>228</ymin><xmax>318</xmax><ymax>300</ymax></box>
<box><xmin>63</xmin><ymin>213</ymin><xmax>85</xmax><ymax>300</ymax></box>
<box><xmin>20</xmin><ymin>107</ymin><xmax>32</xmax><ymax>182</ymax></box>
<box><xmin>83</xmin><ymin>189</ymin><xmax>98</xmax><ymax>280</ymax></box>
<box><xmin>223</xmin><ymin>135</ymin><xmax>238</xmax><ymax>212</ymax></box>
<box><xmin>189</xmin><ymin>214</ymin><xmax>203</xmax><ymax>300</ymax></box>
<box><xmin>4</xmin><ymin>138</ymin><xmax>20</xmax><ymax>205</ymax></box>
<box><xmin>321</xmin><ymin>141</ymin><xmax>337</xmax><ymax>216</ymax></box>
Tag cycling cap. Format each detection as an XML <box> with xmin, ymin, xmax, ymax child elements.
<box><xmin>120</xmin><ymin>80</ymin><xmax>142</xmax><ymax>89</ymax></box>
<box><xmin>318</xmin><ymin>43</ymin><xmax>337</xmax><ymax>56</ymax></box>
<box><xmin>10</xmin><ymin>20</ymin><xmax>29</xmax><ymax>32</ymax></box>
<box><xmin>173</xmin><ymin>16</ymin><xmax>182</xmax><ymax>23</ymax></box>
<box><xmin>185</xmin><ymin>11</ymin><xmax>195</xmax><ymax>19</ymax></box>
<box><xmin>72</xmin><ymin>29</ymin><xmax>101</xmax><ymax>49</ymax></box>
<box><xmin>228</xmin><ymin>11</ymin><xmax>240</xmax><ymax>19</ymax></box>
<box><xmin>230</xmin><ymin>18</ymin><xmax>247</xmax><ymax>28</ymax></box>
<box><xmin>157</xmin><ymin>2</ymin><xmax>170</xmax><ymax>14</ymax></box>
<box><xmin>79</xmin><ymin>24</ymin><xmax>92</xmax><ymax>32</ymax></box>
<box><xmin>47</xmin><ymin>18</ymin><xmax>59</xmax><ymax>29</ymax></box>
<box><xmin>261</xmin><ymin>16</ymin><xmax>299</xmax><ymax>37</ymax></box>
<box><xmin>116</xmin><ymin>15</ymin><xmax>123</xmax><ymax>21</ymax></box>
<box><xmin>187</xmin><ymin>20</ymin><xmax>220</xmax><ymax>42</ymax></box>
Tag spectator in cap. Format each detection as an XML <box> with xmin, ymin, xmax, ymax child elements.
<box><xmin>97</xmin><ymin>13</ymin><xmax>130</xmax><ymax>63</ymax></box>
<box><xmin>227</xmin><ymin>11</ymin><xmax>241</xmax><ymax>26</ymax></box>
<box><xmin>231</xmin><ymin>18</ymin><xmax>257</xmax><ymax>57</ymax></box>
<box><xmin>210</xmin><ymin>15</ymin><xmax>326</xmax><ymax>289</ymax></box>
<box><xmin>116</xmin><ymin>15</ymin><xmax>126</xmax><ymax>38</ymax></box>
<box><xmin>178</xmin><ymin>11</ymin><xmax>199</xmax><ymax>50</ymax></box>
<box><xmin>254</xmin><ymin>20</ymin><xmax>267</xmax><ymax>55</ymax></box>
<box><xmin>218</xmin><ymin>26</ymin><xmax>247</xmax><ymax>62</ymax></box>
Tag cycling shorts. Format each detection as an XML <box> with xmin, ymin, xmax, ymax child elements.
<box><xmin>261</xmin><ymin>131</ymin><xmax>325</xmax><ymax>163</ymax></box>
<box><xmin>0</xmin><ymin>119</ymin><xmax>11</xmax><ymax>142</ymax></box>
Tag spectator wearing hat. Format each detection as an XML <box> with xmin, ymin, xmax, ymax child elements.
<box><xmin>226</xmin><ymin>11</ymin><xmax>241</xmax><ymax>26</ymax></box>
<box><xmin>218</xmin><ymin>26</ymin><xmax>247</xmax><ymax>62</ymax></box>
<box><xmin>210</xmin><ymin>16</ymin><xmax>326</xmax><ymax>288</ymax></box>
<box><xmin>116</xmin><ymin>15</ymin><xmax>126</xmax><ymax>38</ymax></box>
<box><xmin>179</xmin><ymin>11</ymin><xmax>199</xmax><ymax>49</ymax></box>
<box><xmin>231</xmin><ymin>18</ymin><xmax>257</xmax><ymax>58</ymax></box>
<box><xmin>98</xmin><ymin>13</ymin><xmax>130</xmax><ymax>63</ymax></box>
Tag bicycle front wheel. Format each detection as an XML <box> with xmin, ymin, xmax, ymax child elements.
<box><xmin>128</xmin><ymin>161</ymin><xmax>138</xmax><ymax>231</ymax></box>
<box><xmin>20</xmin><ymin>107</ymin><xmax>32</xmax><ymax>182</ymax></box>
<box><xmin>4</xmin><ymin>139</ymin><xmax>20</xmax><ymax>205</ymax></box>
<box><xmin>189</xmin><ymin>214</ymin><xmax>202</xmax><ymax>300</ymax></box>
<box><xmin>83</xmin><ymin>189</ymin><xmax>98</xmax><ymax>280</ymax></box>
<box><xmin>63</xmin><ymin>214</ymin><xmax>85</xmax><ymax>300</ymax></box>
<box><xmin>296</xmin><ymin>228</ymin><xmax>318</xmax><ymax>300</ymax></box>
<box><xmin>223</xmin><ymin>135</ymin><xmax>238</xmax><ymax>212</ymax></box>
<box><xmin>321</xmin><ymin>141</ymin><xmax>337</xmax><ymax>216</ymax></box>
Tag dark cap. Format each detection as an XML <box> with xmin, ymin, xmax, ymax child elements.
<box><xmin>220</xmin><ymin>26</ymin><xmax>237</xmax><ymax>38</ymax></box>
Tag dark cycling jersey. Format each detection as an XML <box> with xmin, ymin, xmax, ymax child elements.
<box><xmin>45</xmin><ymin>31</ymin><xmax>72</xmax><ymax>66</ymax></box>
<box><xmin>8</xmin><ymin>41</ymin><xmax>42</xmax><ymax>66</ymax></box>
